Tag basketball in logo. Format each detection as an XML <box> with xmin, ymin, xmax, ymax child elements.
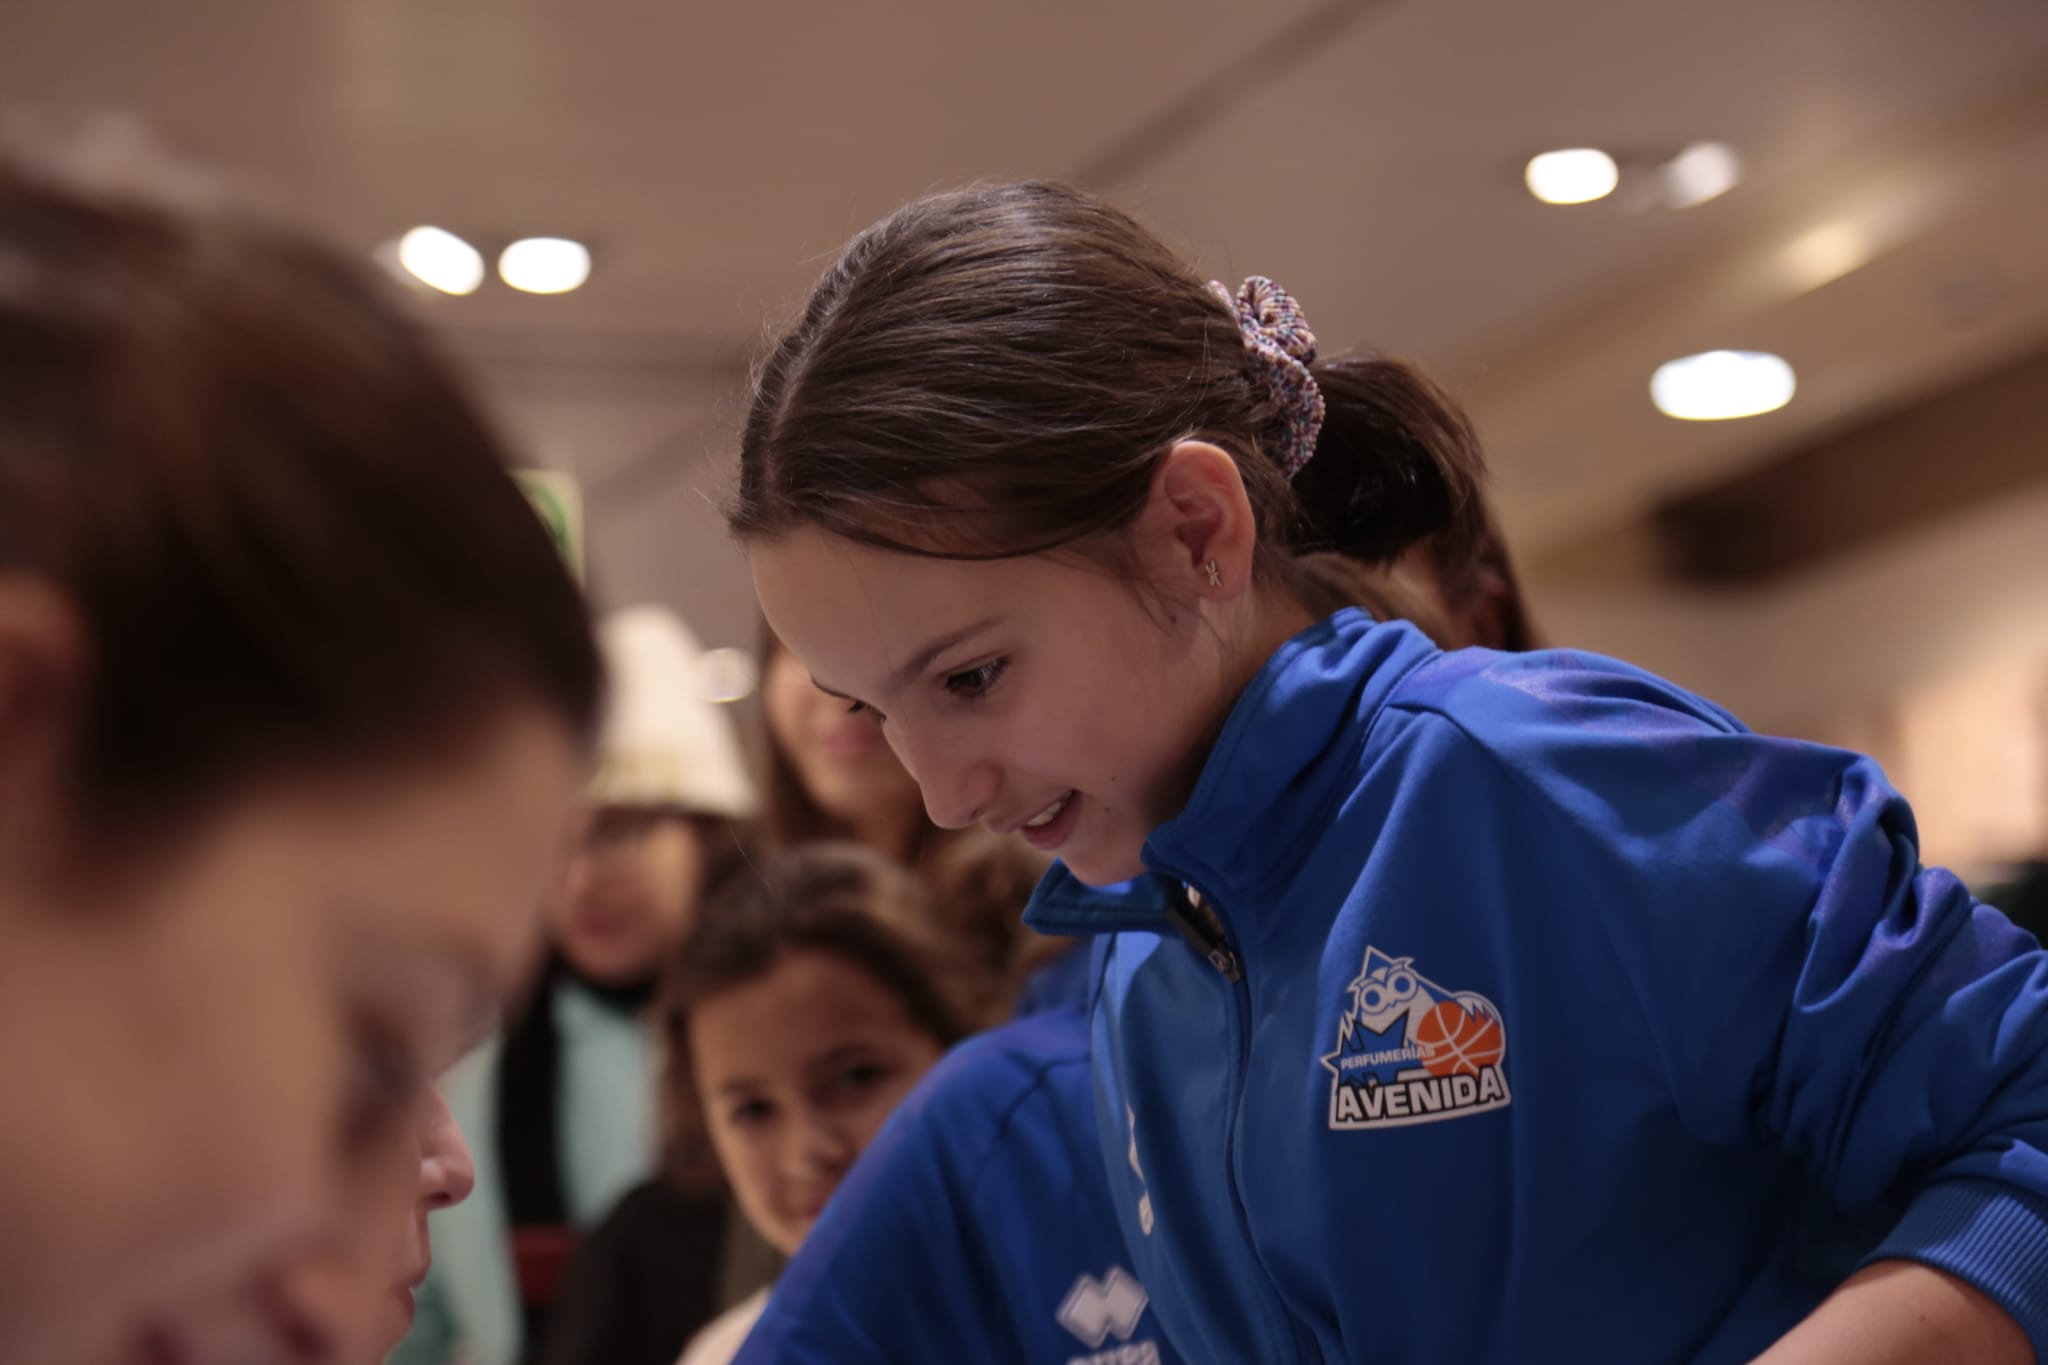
<box><xmin>1414</xmin><ymin>999</ymin><xmax>1505</xmax><ymax>1077</ymax></box>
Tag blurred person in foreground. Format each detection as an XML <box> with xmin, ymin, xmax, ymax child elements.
<box><xmin>0</xmin><ymin>140</ymin><xmax>601</xmax><ymax>1364</ymax></box>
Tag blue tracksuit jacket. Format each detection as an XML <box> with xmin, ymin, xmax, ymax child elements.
<box><xmin>1021</xmin><ymin>609</ymin><xmax>2048</xmax><ymax>1363</ymax></box>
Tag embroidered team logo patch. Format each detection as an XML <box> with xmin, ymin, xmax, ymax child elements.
<box><xmin>1321</xmin><ymin>946</ymin><xmax>1511</xmax><ymax>1130</ymax></box>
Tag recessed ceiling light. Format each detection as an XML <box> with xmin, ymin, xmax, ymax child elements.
<box><xmin>1524</xmin><ymin>149</ymin><xmax>1619</xmax><ymax>205</ymax></box>
<box><xmin>395</xmin><ymin>226</ymin><xmax>484</xmax><ymax>296</ymax></box>
<box><xmin>1660</xmin><ymin>141</ymin><xmax>1743</xmax><ymax>209</ymax></box>
<box><xmin>1651</xmin><ymin>350</ymin><xmax>1796</xmax><ymax>421</ymax></box>
<box><xmin>499</xmin><ymin>237</ymin><xmax>592</xmax><ymax>295</ymax></box>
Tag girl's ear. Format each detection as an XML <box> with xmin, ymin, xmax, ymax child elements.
<box><xmin>1138</xmin><ymin>441</ymin><xmax>1258</xmax><ymax>598</ymax></box>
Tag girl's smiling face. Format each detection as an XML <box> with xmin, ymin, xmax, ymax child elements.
<box><xmin>750</xmin><ymin>537</ymin><xmax>1200</xmax><ymax>885</ymax></box>
<box><xmin>749</xmin><ymin>445</ymin><xmax>1303</xmax><ymax>887</ymax></box>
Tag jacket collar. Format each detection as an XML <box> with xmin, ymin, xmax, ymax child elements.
<box><xmin>1025</xmin><ymin>609</ymin><xmax>1437</xmax><ymax>935</ymax></box>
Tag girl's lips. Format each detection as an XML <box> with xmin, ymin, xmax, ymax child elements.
<box><xmin>1019</xmin><ymin>791</ymin><xmax>1080</xmax><ymax>852</ymax></box>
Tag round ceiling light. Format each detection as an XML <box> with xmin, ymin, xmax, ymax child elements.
<box><xmin>395</xmin><ymin>226</ymin><xmax>485</xmax><ymax>296</ymax></box>
<box><xmin>1651</xmin><ymin>350</ymin><xmax>1796</xmax><ymax>421</ymax></box>
<box><xmin>499</xmin><ymin>237</ymin><xmax>592</xmax><ymax>294</ymax></box>
<box><xmin>1524</xmin><ymin>148</ymin><xmax>1619</xmax><ymax>205</ymax></box>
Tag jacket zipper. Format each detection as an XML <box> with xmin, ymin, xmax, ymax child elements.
<box><xmin>1162</xmin><ymin>885</ymin><xmax>1242</xmax><ymax>981</ymax></box>
<box><xmin>1157</xmin><ymin>879</ymin><xmax>1320</xmax><ymax>1364</ymax></box>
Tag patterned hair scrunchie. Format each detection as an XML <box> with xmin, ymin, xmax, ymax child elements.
<box><xmin>1208</xmin><ymin>275</ymin><xmax>1326</xmax><ymax>480</ymax></box>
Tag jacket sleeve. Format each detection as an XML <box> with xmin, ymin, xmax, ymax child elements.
<box><xmin>1431</xmin><ymin>666</ymin><xmax>2048</xmax><ymax>1355</ymax></box>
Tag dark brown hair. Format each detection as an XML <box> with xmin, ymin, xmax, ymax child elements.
<box><xmin>0</xmin><ymin>157</ymin><xmax>602</xmax><ymax>841</ymax></box>
<box><xmin>658</xmin><ymin>843</ymin><xmax>989</xmax><ymax>1189</ymax></box>
<box><xmin>728</xmin><ymin>180</ymin><xmax>1492</xmax><ymax>609</ymax></box>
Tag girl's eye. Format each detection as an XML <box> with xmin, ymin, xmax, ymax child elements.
<box><xmin>823</xmin><ymin>1062</ymin><xmax>893</xmax><ymax>1105</ymax></box>
<box><xmin>841</xmin><ymin>1062</ymin><xmax>888</xmax><ymax>1091</ymax></box>
<box><xmin>729</xmin><ymin>1098</ymin><xmax>775</xmax><ymax>1128</ymax></box>
<box><xmin>944</xmin><ymin>658</ymin><xmax>1007</xmax><ymax>700</ymax></box>
<box><xmin>845</xmin><ymin>699</ymin><xmax>885</xmax><ymax>722</ymax></box>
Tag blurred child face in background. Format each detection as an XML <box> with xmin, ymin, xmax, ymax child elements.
<box><xmin>549</xmin><ymin>806</ymin><xmax>709</xmax><ymax>984</ymax></box>
<box><xmin>762</xmin><ymin>643</ymin><xmax>924</xmax><ymax>829</ymax></box>
<box><xmin>0</xmin><ymin>706</ymin><xmax>582</xmax><ymax>1365</ymax></box>
<box><xmin>689</xmin><ymin>950</ymin><xmax>945</xmax><ymax>1256</ymax></box>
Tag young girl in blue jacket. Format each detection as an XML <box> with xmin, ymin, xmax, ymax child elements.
<box><xmin>732</xmin><ymin>181</ymin><xmax>2048</xmax><ymax>1364</ymax></box>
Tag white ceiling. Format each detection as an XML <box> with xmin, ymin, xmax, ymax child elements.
<box><xmin>4</xmin><ymin>0</ymin><xmax>2046</xmax><ymax>628</ymax></box>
